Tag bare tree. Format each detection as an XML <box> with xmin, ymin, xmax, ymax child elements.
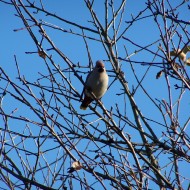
<box><xmin>0</xmin><ymin>0</ymin><xmax>190</xmax><ymax>189</ymax></box>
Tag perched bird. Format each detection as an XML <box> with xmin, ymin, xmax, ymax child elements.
<box><xmin>170</xmin><ymin>46</ymin><xmax>190</xmax><ymax>65</ymax></box>
<box><xmin>80</xmin><ymin>60</ymin><xmax>109</xmax><ymax>110</ymax></box>
<box><xmin>68</xmin><ymin>161</ymin><xmax>83</xmax><ymax>173</ymax></box>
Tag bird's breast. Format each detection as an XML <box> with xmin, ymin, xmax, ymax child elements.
<box><xmin>85</xmin><ymin>72</ymin><xmax>108</xmax><ymax>99</ymax></box>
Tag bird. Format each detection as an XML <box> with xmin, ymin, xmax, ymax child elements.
<box><xmin>80</xmin><ymin>60</ymin><xmax>109</xmax><ymax>110</ymax></box>
<box><xmin>67</xmin><ymin>161</ymin><xmax>83</xmax><ymax>173</ymax></box>
<box><xmin>170</xmin><ymin>46</ymin><xmax>190</xmax><ymax>65</ymax></box>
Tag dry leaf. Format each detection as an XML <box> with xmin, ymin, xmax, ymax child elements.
<box><xmin>38</xmin><ymin>50</ymin><xmax>46</xmax><ymax>59</ymax></box>
<box><xmin>156</xmin><ymin>70</ymin><xmax>163</xmax><ymax>79</ymax></box>
<box><xmin>186</xmin><ymin>58</ymin><xmax>190</xmax><ymax>66</ymax></box>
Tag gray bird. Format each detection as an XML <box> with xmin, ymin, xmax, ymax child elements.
<box><xmin>80</xmin><ymin>60</ymin><xmax>109</xmax><ymax>110</ymax></box>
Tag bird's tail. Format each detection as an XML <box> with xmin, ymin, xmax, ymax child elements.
<box><xmin>80</xmin><ymin>96</ymin><xmax>93</xmax><ymax>110</ymax></box>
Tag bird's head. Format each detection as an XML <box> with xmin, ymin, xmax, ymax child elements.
<box><xmin>96</xmin><ymin>60</ymin><xmax>105</xmax><ymax>72</ymax></box>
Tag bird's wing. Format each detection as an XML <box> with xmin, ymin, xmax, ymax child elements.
<box><xmin>80</xmin><ymin>71</ymin><xmax>92</xmax><ymax>101</ymax></box>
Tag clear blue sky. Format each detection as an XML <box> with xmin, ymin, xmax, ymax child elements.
<box><xmin>0</xmin><ymin>1</ymin><xmax>190</xmax><ymax>189</ymax></box>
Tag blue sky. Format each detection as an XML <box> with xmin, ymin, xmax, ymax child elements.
<box><xmin>0</xmin><ymin>0</ymin><xmax>190</xmax><ymax>189</ymax></box>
